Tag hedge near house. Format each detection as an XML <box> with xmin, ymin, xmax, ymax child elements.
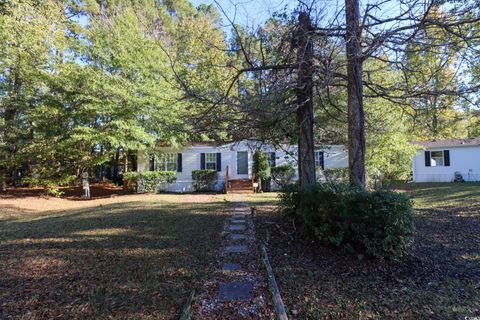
<box><xmin>192</xmin><ymin>169</ymin><xmax>217</xmax><ymax>191</ymax></box>
<box><xmin>279</xmin><ymin>182</ymin><xmax>414</xmax><ymax>259</ymax></box>
<box><xmin>123</xmin><ymin>171</ymin><xmax>176</xmax><ymax>193</ymax></box>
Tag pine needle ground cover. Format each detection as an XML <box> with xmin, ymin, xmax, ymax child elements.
<box><xmin>0</xmin><ymin>194</ymin><xmax>227</xmax><ymax>319</ymax></box>
<box><xmin>252</xmin><ymin>183</ymin><xmax>480</xmax><ymax>319</ymax></box>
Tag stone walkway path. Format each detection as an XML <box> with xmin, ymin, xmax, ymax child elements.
<box><xmin>191</xmin><ymin>196</ymin><xmax>275</xmax><ymax>319</ymax></box>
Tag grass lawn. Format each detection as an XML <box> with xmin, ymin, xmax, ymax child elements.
<box><xmin>0</xmin><ymin>194</ymin><xmax>229</xmax><ymax>319</ymax></box>
<box><xmin>252</xmin><ymin>183</ymin><xmax>480</xmax><ymax>319</ymax></box>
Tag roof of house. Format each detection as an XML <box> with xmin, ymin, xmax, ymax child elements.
<box><xmin>413</xmin><ymin>138</ymin><xmax>480</xmax><ymax>148</ymax></box>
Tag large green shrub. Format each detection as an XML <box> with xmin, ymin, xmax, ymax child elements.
<box><xmin>253</xmin><ymin>150</ymin><xmax>271</xmax><ymax>179</ymax></box>
<box><xmin>271</xmin><ymin>164</ymin><xmax>295</xmax><ymax>186</ymax></box>
<box><xmin>279</xmin><ymin>182</ymin><xmax>414</xmax><ymax>259</ymax></box>
<box><xmin>192</xmin><ymin>169</ymin><xmax>217</xmax><ymax>191</ymax></box>
<box><xmin>123</xmin><ymin>171</ymin><xmax>176</xmax><ymax>193</ymax></box>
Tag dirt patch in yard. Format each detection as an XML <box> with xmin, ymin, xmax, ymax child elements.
<box><xmin>0</xmin><ymin>190</ymin><xmax>220</xmax><ymax>217</ymax></box>
<box><xmin>1</xmin><ymin>183</ymin><xmax>126</xmax><ymax>200</ymax></box>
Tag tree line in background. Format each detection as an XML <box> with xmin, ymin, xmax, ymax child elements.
<box><xmin>0</xmin><ymin>0</ymin><xmax>232</xmax><ymax>190</ymax></box>
<box><xmin>1</xmin><ymin>0</ymin><xmax>480</xmax><ymax>191</ymax></box>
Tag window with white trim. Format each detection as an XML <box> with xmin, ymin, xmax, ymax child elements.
<box><xmin>314</xmin><ymin>151</ymin><xmax>324</xmax><ymax>169</ymax></box>
<box><xmin>157</xmin><ymin>153</ymin><xmax>177</xmax><ymax>171</ymax></box>
<box><xmin>430</xmin><ymin>150</ymin><xmax>444</xmax><ymax>167</ymax></box>
<box><xmin>205</xmin><ymin>153</ymin><xmax>217</xmax><ymax>170</ymax></box>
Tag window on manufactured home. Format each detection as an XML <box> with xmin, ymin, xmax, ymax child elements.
<box><xmin>205</xmin><ymin>153</ymin><xmax>217</xmax><ymax>170</ymax></box>
<box><xmin>314</xmin><ymin>151</ymin><xmax>324</xmax><ymax>170</ymax></box>
<box><xmin>157</xmin><ymin>153</ymin><xmax>177</xmax><ymax>171</ymax></box>
<box><xmin>267</xmin><ymin>152</ymin><xmax>276</xmax><ymax>168</ymax></box>
<box><xmin>237</xmin><ymin>151</ymin><xmax>248</xmax><ymax>174</ymax></box>
<box><xmin>425</xmin><ymin>150</ymin><xmax>450</xmax><ymax>167</ymax></box>
<box><xmin>430</xmin><ymin>151</ymin><xmax>444</xmax><ymax>166</ymax></box>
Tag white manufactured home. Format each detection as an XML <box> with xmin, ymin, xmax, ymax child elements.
<box><xmin>136</xmin><ymin>140</ymin><xmax>348</xmax><ymax>192</ymax></box>
<box><xmin>412</xmin><ymin>138</ymin><xmax>480</xmax><ymax>182</ymax></box>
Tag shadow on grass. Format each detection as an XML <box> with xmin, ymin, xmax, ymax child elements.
<box><xmin>0</xmin><ymin>200</ymin><xmax>229</xmax><ymax>319</ymax></box>
<box><xmin>253</xmin><ymin>186</ymin><xmax>480</xmax><ymax>319</ymax></box>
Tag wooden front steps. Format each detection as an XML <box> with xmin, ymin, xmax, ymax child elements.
<box><xmin>228</xmin><ymin>179</ymin><xmax>253</xmax><ymax>193</ymax></box>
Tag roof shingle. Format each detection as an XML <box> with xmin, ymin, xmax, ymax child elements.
<box><xmin>413</xmin><ymin>138</ymin><xmax>480</xmax><ymax>148</ymax></box>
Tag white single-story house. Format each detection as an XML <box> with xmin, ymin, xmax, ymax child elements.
<box><xmin>412</xmin><ymin>138</ymin><xmax>480</xmax><ymax>182</ymax></box>
<box><xmin>136</xmin><ymin>140</ymin><xmax>348</xmax><ymax>192</ymax></box>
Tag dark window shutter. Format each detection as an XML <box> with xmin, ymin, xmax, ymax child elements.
<box><xmin>177</xmin><ymin>153</ymin><xmax>182</xmax><ymax>172</ymax></box>
<box><xmin>149</xmin><ymin>156</ymin><xmax>155</xmax><ymax>171</ymax></box>
<box><xmin>200</xmin><ymin>153</ymin><xmax>205</xmax><ymax>169</ymax></box>
<box><xmin>216</xmin><ymin>152</ymin><xmax>222</xmax><ymax>171</ymax></box>
<box><xmin>444</xmin><ymin>150</ymin><xmax>450</xmax><ymax>166</ymax></box>
<box><xmin>270</xmin><ymin>152</ymin><xmax>276</xmax><ymax>167</ymax></box>
<box><xmin>425</xmin><ymin>151</ymin><xmax>431</xmax><ymax>167</ymax></box>
<box><xmin>320</xmin><ymin>151</ymin><xmax>325</xmax><ymax>170</ymax></box>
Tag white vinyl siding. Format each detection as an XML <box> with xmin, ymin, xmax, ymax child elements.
<box><xmin>413</xmin><ymin>146</ymin><xmax>480</xmax><ymax>182</ymax></box>
<box><xmin>136</xmin><ymin>142</ymin><xmax>349</xmax><ymax>192</ymax></box>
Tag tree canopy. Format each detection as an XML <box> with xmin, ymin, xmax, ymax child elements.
<box><xmin>1</xmin><ymin>0</ymin><xmax>479</xmax><ymax>189</ymax></box>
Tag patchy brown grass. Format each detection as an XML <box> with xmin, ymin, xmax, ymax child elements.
<box><xmin>251</xmin><ymin>184</ymin><xmax>480</xmax><ymax>319</ymax></box>
<box><xmin>0</xmin><ymin>194</ymin><xmax>228</xmax><ymax>319</ymax></box>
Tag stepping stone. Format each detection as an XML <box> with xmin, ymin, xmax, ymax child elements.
<box><xmin>230</xmin><ymin>219</ymin><xmax>246</xmax><ymax>224</ymax></box>
<box><xmin>230</xmin><ymin>233</ymin><xmax>246</xmax><ymax>241</ymax></box>
<box><xmin>229</xmin><ymin>224</ymin><xmax>245</xmax><ymax>231</ymax></box>
<box><xmin>223</xmin><ymin>262</ymin><xmax>242</xmax><ymax>271</ymax></box>
<box><xmin>218</xmin><ymin>282</ymin><xmax>253</xmax><ymax>301</ymax></box>
<box><xmin>225</xmin><ymin>245</ymin><xmax>248</xmax><ymax>253</ymax></box>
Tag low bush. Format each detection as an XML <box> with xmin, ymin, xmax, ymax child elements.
<box><xmin>324</xmin><ymin>168</ymin><xmax>349</xmax><ymax>182</ymax></box>
<box><xmin>22</xmin><ymin>174</ymin><xmax>76</xmax><ymax>197</ymax></box>
<box><xmin>279</xmin><ymin>182</ymin><xmax>414</xmax><ymax>259</ymax></box>
<box><xmin>271</xmin><ymin>164</ymin><xmax>295</xmax><ymax>186</ymax></box>
<box><xmin>123</xmin><ymin>171</ymin><xmax>176</xmax><ymax>193</ymax></box>
<box><xmin>192</xmin><ymin>169</ymin><xmax>217</xmax><ymax>191</ymax></box>
<box><xmin>278</xmin><ymin>183</ymin><xmax>300</xmax><ymax>214</ymax></box>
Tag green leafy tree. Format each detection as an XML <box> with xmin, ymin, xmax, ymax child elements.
<box><xmin>0</xmin><ymin>0</ymin><xmax>68</xmax><ymax>189</ymax></box>
<box><xmin>402</xmin><ymin>7</ymin><xmax>465</xmax><ymax>140</ymax></box>
<box><xmin>253</xmin><ymin>150</ymin><xmax>271</xmax><ymax>191</ymax></box>
<box><xmin>0</xmin><ymin>0</ymin><xmax>235</xmax><ymax>189</ymax></box>
<box><xmin>364</xmin><ymin>60</ymin><xmax>418</xmax><ymax>182</ymax></box>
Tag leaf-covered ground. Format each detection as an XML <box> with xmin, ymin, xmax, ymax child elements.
<box><xmin>0</xmin><ymin>194</ymin><xmax>228</xmax><ymax>319</ymax></box>
<box><xmin>252</xmin><ymin>183</ymin><xmax>480</xmax><ymax>319</ymax></box>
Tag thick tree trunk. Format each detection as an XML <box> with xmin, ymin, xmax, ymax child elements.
<box><xmin>1</xmin><ymin>67</ymin><xmax>20</xmax><ymax>192</ymax></box>
<box><xmin>295</xmin><ymin>12</ymin><xmax>316</xmax><ymax>187</ymax></box>
<box><xmin>1</xmin><ymin>106</ymin><xmax>17</xmax><ymax>192</ymax></box>
<box><xmin>345</xmin><ymin>0</ymin><xmax>366</xmax><ymax>189</ymax></box>
<box><xmin>123</xmin><ymin>151</ymin><xmax>128</xmax><ymax>190</ymax></box>
<box><xmin>113</xmin><ymin>148</ymin><xmax>120</xmax><ymax>184</ymax></box>
<box><xmin>123</xmin><ymin>151</ymin><xmax>128</xmax><ymax>173</ymax></box>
